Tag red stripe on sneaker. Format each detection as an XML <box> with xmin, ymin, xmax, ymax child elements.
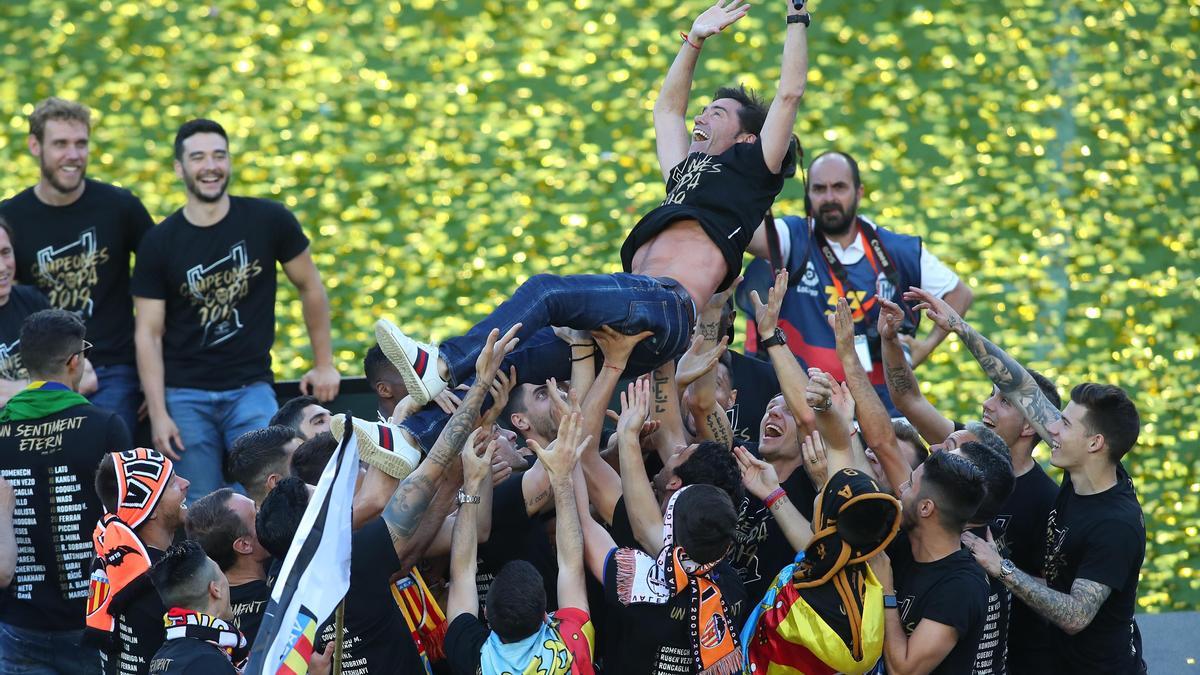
<box><xmin>379</xmin><ymin>425</ymin><xmax>394</xmax><ymax>451</ymax></box>
<box><xmin>413</xmin><ymin>349</ymin><xmax>429</xmax><ymax>377</ymax></box>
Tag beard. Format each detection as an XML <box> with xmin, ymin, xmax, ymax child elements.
<box><xmin>183</xmin><ymin>170</ymin><xmax>229</xmax><ymax>203</ymax></box>
<box><xmin>815</xmin><ymin>197</ymin><xmax>859</xmax><ymax>237</ymax></box>
<box><xmin>40</xmin><ymin>157</ymin><xmax>85</xmax><ymax>194</ymax></box>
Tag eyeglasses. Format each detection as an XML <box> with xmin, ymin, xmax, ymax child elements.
<box><xmin>67</xmin><ymin>339</ymin><xmax>93</xmax><ymax>365</ymax></box>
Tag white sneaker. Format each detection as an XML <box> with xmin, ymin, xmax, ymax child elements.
<box><xmin>331</xmin><ymin>414</ymin><xmax>422</xmax><ymax>480</ymax></box>
<box><xmin>374</xmin><ymin>319</ymin><xmax>447</xmax><ymax>406</ymax></box>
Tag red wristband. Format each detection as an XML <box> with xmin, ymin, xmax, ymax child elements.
<box><xmin>764</xmin><ymin>487</ymin><xmax>787</xmax><ymax>509</ymax></box>
<box><xmin>680</xmin><ymin>32</ymin><xmax>702</xmax><ymax>50</ymax></box>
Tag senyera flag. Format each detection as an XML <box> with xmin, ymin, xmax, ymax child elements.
<box><xmin>243</xmin><ymin>418</ymin><xmax>359</xmax><ymax>675</ymax></box>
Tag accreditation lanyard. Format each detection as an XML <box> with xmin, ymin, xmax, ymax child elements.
<box><xmin>813</xmin><ymin>217</ymin><xmax>900</xmax><ymax>321</ymax></box>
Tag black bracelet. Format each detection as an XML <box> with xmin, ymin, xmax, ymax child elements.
<box><xmin>786</xmin><ymin>13</ymin><xmax>811</xmax><ymax>25</ymax></box>
<box><xmin>570</xmin><ymin>342</ymin><xmax>595</xmax><ymax>348</ymax></box>
<box><xmin>570</xmin><ymin>353</ymin><xmax>594</xmax><ymax>362</ymax></box>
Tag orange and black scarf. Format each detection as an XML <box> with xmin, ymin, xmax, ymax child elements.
<box><xmin>614</xmin><ymin>487</ymin><xmax>742</xmax><ymax>675</ymax></box>
<box><xmin>85</xmin><ymin>449</ymin><xmax>175</xmax><ymax>645</ymax></box>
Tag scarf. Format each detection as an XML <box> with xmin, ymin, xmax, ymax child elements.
<box><xmin>0</xmin><ymin>380</ymin><xmax>90</xmax><ymax>422</ymax></box>
<box><xmin>164</xmin><ymin>607</ymin><xmax>250</xmax><ymax>669</ymax></box>
<box><xmin>85</xmin><ymin>449</ymin><xmax>175</xmax><ymax>643</ymax></box>
<box><xmin>391</xmin><ymin>568</ymin><xmax>448</xmax><ymax>673</ymax></box>
<box><xmin>614</xmin><ymin>487</ymin><xmax>741</xmax><ymax>675</ymax></box>
<box><xmin>478</xmin><ymin>607</ymin><xmax>594</xmax><ymax>675</ymax></box>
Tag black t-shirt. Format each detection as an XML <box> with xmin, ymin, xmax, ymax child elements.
<box><xmin>890</xmin><ymin>535</ymin><xmax>989</xmax><ymax>675</ymax></box>
<box><xmin>1042</xmin><ymin>470</ymin><xmax>1145</xmax><ymax>673</ymax></box>
<box><xmin>0</xmin><ymin>285</ymin><xmax>52</xmax><ymax>380</ymax></box>
<box><xmin>993</xmin><ymin>462</ymin><xmax>1059</xmax><ymax>674</ymax></box>
<box><xmin>103</xmin><ymin>548</ymin><xmax>167</xmax><ymax>675</ymax></box>
<box><xmin>0</xmin><ymin>401</ymin><xmax>131</xmax><ymax>630</ymax></box>
<box><xmin>621</xmin><ymin>141</ymin><xmax>786</xmax><ymax>291</ymax></box>
<box><xmin>726</xmin><ymin>351</ymin><xmax>781</xmax><ymax>445</ymax></box>
<box><xmin>130</xmin><ymin>196</ymin><xmax>309</xmax><ymax>390</ymax></box>
<box><xmin>315</xmin><ymin>518</ymin><xmax>422</xmax><ymax>675</ymax></box>
<box><xmin>148</xmin><ymin>637</ymin><xmax>238</xmax><ymax>675</ymax></box>
<box><xmin>444</xmin><ymin>613</ymin><xmax>490</xmax><ymax>675</ymax></box>
<box><xmin>475</xmin><ymin>471</ymin><xmax>558</xmax><ymax>612</ymax></box>
<box><xmin>0</xmin><ymin>180</ymin><xmax>154</xmax><ymax>366</ymax></box>
<box><xmin>967</xmin><ymin>525</ymin><xmax>1010</xmax><ymax>674</ymax></box>
<box><xmin>601</xmin><ymin>548</ymin><xmax>749</xmax><ymax>675</ymax></box>
<box><xmin>730</xmin><ymin>456</ymin><xmax>817</xmax><ymax>604</ymax></box>
<box><xmin>228</xmin><ymin>579</ymin><xmax>270</xmax><ymax>649</ymax></box>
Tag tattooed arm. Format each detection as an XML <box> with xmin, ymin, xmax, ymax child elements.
<box><xmin>648</xmin><ymin>360</ymin><xmax>688</xmax><ymax>463</ymax></box>
<box><xmin>683</xmin><ymin>287</ymin><xmax>735</xmax><ymax>448</ymax></box>
<box><xmin>878</xmin><ymin>298</ymin><xmax>955</xmax><ymax>445</ymax></box>
<box><xmin>905</xmin><ymin>288</ymin><xmax>1061</xmax><ymax>442</ymax></box>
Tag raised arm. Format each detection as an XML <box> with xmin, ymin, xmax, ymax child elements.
<box><xmin>445</xmin><ymin>435</ymin><xmax>496</xmax><ymax>619</ymax></box>
<box><xmin>615</xmin><ymin>379</ymin><xmax>665</xmax><ymax>554</ymax></box>
<box><xmin>757</xmin><ymin>0</ymin><xmax>810</xmax><ymax>173</ymax></box>
<box><xmin>751</xmin><ymin>270</ymin><xmax>817</xmax><ymax>432</ymax></box>
<box><xmin>653</xmin><ymin>0</ymin><xmax>750</xmax><ymax>180</ymax></box>
<box><xmin>682</xmin><ymin>284</ymin><xmax>738</xmax><ymax>447</ymax></box>
<box><xmin>905</xmin><ymin>287</ymin><xmax>1061</xmax><ymax>442</ymax></box>
<box><xmin>527</xmin><ymin>410</ymin><xmax>592</xmax><ymax>612</ymax></box>
<box><xmin>831</xmin><ymin>298</ymin><xmax>911</xmax><ymax>493</ymax></box>
<box><xmin>878</xmin><ymin>298</ymin><xmax>955</xmax><ymax>444</ymax></box>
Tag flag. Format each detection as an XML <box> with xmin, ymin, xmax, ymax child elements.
<box><xmin>243</xmin><ymin>420</ymin><xmax>360</xmax><ymax>675</ymax></box>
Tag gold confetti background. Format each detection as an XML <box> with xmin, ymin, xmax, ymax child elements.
<box><xmin>1</xmin><ymin>0</ymin><xmax>1196</xmax><ymax>610</ymax></box>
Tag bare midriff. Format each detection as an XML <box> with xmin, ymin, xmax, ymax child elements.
<box><xmin>630</xmin><ymin>218</ymin><xmax>726</xmax><ymax>307</ymax></box>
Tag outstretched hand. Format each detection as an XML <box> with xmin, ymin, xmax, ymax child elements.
<box><xmin>462</xmin><ymin>429</ymin><xmax>495</xmax><ymax>488</ymax></box>
<box><xmin>903</xmin><ymin>287</ymin><xmax>963</xmax><ymax>335</ymax></box>
<box><xmin>676</xmin><ymin>333</ymin><xmax>728</xmax><ymax>389</ymax></box>
<box><xmin>690</xmin><ymin>0</ymin><xmax>751</xmax><ymax>41</ymax></box>
<box><xmin>734</xmin><ymin>445</ymin><xmax>781</xmax><ymax>500</ymax></box>
<box><xmin>592</xmin><ymin>325</ymin><xmax>654</xmax><ymax>372</ymax></box>
<box><xmin>529</xmin><ymin>410</ymin><xmax>591</xmax><ymax>479</ymax></box>
<box><xmin>876</xmin><ymin>297</ymin><xmax>906</xmax><ymax>342</ymax></box>
<box><xmin>750</xmin><ymin>269</ymin><xmax>788</xmax><ymax>337</ymax></box>
<box><xmin>828</xmin><ymin>296</ymin><xmax>856</xmax><ymax>359</ymax></box>
<box><xmin>616</xmin><ymin>378</ymin><xmax>652</xmax><ymax>440</ymax></box>
<box><xmin>475</xmin><ymin>324</ymin><xmax>521</xmax><ymax>384</ymax></box>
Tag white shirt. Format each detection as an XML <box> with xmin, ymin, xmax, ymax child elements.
<box><xmin>772</xmin><ymin>217</ymin><xmax>960</xmax><ymax>297</ymax></box>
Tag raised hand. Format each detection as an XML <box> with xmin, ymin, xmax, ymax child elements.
<box><xmin>876</xmin><ymin>297</ymin><xmax>906</xmax><ymax>342</ymax></box>
<box><xmin>828</xmin><ymin>296</ymin><xmax>856</xmax><ymax>359</ymax></box>
<box><xmin>734</xmin><ymin>445</ymin><xmax>782</xmax><ymax>500</ymax></box>
<box><xmin>750</xmin><ymin>269</ymin><xmax>788</xmax><ymax>337</ymax></box>
<box><xmin>616</xmin><ymin>378</ymin><xmax>652</xmax><ymax>440</ymax></box>
<box><xmin>903</xmin><ymin>286</ymin><xmax>964</xmax><ymax>335</ymax></box>
<box><xmin>592</xmin><ymin>325</ymin><xmax>654</xmax><ymax>372</ymax></box>
<box><xmin>676</xmin><ymin>333</ymin><xmax>729</xmax><ymax>389</ymax></box>
<box><xmin>475</xmin><ymin>324</ymin><xmax>522</xmax><ymax>384</ymax></box>
<box><xmin>528</xmin><ymin>410</ymin><xmax>591</xmax><ymax>479</ymax></box>
<box><xmin>831</xmin><ymin>380</ymin><xmax>855</xmax><ymax>423</ymax></box>
<box><xmin>480</xmin><ymin>366</ymin><xmax>518</xmax><ymax>429</ymax></box>
<box><xmin>805</xmin><ymin>367</ymin><xmax>835</xmax><ymax>411</ymax></box>
<box><xmin>462</xmin><ymin>429</ymin><xmax>495</xmax><ymax>489</ymax></box>
<box><xmin>690</xmin><ymin>0</ymin><xmax>751</xmax><ymax>41</ymax></box>
<box><xmin>801</xmin><ymin>429</ymin><xmax>830</xmax><ymax>489</ymax></box>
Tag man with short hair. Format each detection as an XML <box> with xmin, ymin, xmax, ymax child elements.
<box><xmin>0</xmin><ymin>309</ymin><xmax>130</xmax><ymax>674</ymax></box>
<box><xmin>184</xmin><ymin>489</ymin><xmax>271</xmax><ymax>647</ymax></box>
<box><xmin>0</xmin><ymin>97</ymin><xmax>155</xmax><ymax>432</ymax></box>
<box><xmin>132</xmin><ymin>118</ymin><xmax>340</xmax><ymax>500</ymax></box>
<box><xmin>908</xmin><ymin>288</ymin><xmax>1150</xmax><ymax>674</ymax></box>
<box><xmin>745</xmin><ymin>150</ymin><xmax>973</xmax><ymax>414</ymax></box>
<box><xmin>373</xmin><ymin>0</ymin><xmax>810</xmax><ymax>456</ymax></box>
<box><xmin>146</xmin><ymin>540</ymin><xmax>246</xmax><ymax>674</ymax></box>
<box><xmin>88</xmin><ymin>449</ymin><xmax>189</xmax><ymax>675</ymax></box>
<box><xmin>225</xmin><ymin>426</ymin><xmax>302</xmax><ymax>507</ymax></box>
<box><xmin>269</xmin><ymin>395</ymin><xmax>330</xmax><ymax>440</ymax></box>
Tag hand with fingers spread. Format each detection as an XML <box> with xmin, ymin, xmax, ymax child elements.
<box><xmin>676</xmin><ymin>333</ymin><xmax>729</xmax><ymax>389</ymax></box>
<box><xmin>592</xmin><ymin>325</ymin><xmax>654</xmax><ymax>373</ymax></box>
<box><xmin>734</xmin><ymin>445</ymin><xmax>781</xmax><ymax>500</ymax></box>
<box><xmin>528</xmin><ymin>410</ymin><xmax>591</xmax><ymax>481</ymax></box>
<box><xmin>750</xmin><ymin>269</ymin><xmax>788</xmax><ymax>338</ymax></box>
<box><xmin>432</xmin><ymin>384</ymin><xmax>471</xmax><ymax>415</ymax></box>
<box><xmin>462</xmin><ymin>429</ymin><xmax>495</xmax><ymax>491</ymax></box>
<box><xmin>801</xmin><ymin>429</ymin><xmax>830</xmax><ymax>489</ymax></box>
<box><xmin>480</xmin><ymin>366</ymin><xmax>518</xmax><ymax>429</ymax></box>
<box><xmin>689</xmin><ymin>0</ymin><xmax>751</xmax><ymax>43</ymax></box>
<box><xmin>475</xmin><ymin>324</ymin><xmax>522</xmax><ymax>384</ymax></box>
<box><xmin>903</xmin><ymin>286</ymin><xmax>964</xmax><ymax>335</ymax></box>
<box><xmin>828</xmin><ymin>296</ymin><xmax>857</xmax><ymax>360</ymax></box>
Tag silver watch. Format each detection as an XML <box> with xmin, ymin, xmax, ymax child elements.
<box><xmin>998</xmin><ymin>558</ymin><xmax>1016</xmax><ymax>581</ymax></box>
<box><xmin>456</xmin><ymin>490</ymin><xmax>481</xmax><ymax>506</ymax></box>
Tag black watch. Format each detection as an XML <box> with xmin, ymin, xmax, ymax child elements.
<box><xmin>786</xmin><ymin>12</ymin><xmax>811</xmax><ymax>26</ymax></box>
<box><xmin>760</xmin><ymin>327</ymin><xmax>788</xmax><ymax>349</ymax></box>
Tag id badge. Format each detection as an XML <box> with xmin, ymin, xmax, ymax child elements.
<box><xmin>854</xmin><ymin>334</ymin><xmax>874</xmax><ymax>373</ymax></box>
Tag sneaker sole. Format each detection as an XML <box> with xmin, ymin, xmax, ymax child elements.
<box><xmin>375</xmin><ymin>320</ymin><xmax>433</xmax><ymax>406</ymax></box>
<box><xmin>331</xmin><ymin>415</ymin><xmax>419</xmax><ymax>480</ymax></box>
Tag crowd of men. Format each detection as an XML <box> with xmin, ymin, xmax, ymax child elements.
<box><xmin>0</xmin><ymin>0</ymin><xmax>1149</xmax><ymax>673</ymax></box>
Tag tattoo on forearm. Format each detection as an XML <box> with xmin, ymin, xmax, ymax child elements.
<box><xmin>704</xmin><ymin>409</ymin><xmax>732</xmax><ymax>448</ymax></box>
<box><xmin>383</xmin><ymin>474</ymin><xmax>436</xmax><ymax>540</ymax></box>
<box><xmin>525</xmin><ymin>486</ymin><xmax>551</xmax><ymax>514</ymax></box>
<box><xmin>697</xmin><ymin>322</ymin><xmax>720</xmax><ymax>341</ymax></box>
<box><xmin>957</xmin><ymin>323</ymin><xmax>1061</xmax><ymax>430</ymax></box>
<box><xmin>428</xmin><ymin>387</ymin><xmax>485</xmax><ymax>468</ymax></box>
<box><xmin>885</xmin><ymin>364</ymin><xmax>917</xmax><ymax>397</ymax></box>
<box><xmin>653</xmin><ymin>370</ymin><xmax>670</xmax><ymax>414</ymax></box>
<box><xmin>1006</xmin><ymin>569</ymin><xmax>1110</xmax><ymax>634</ymax></box>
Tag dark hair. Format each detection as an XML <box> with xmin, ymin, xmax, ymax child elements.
<box><xmin>256</xmin><ymin>477</ymin><xmax>310</xmax><ymax>560</ymax></box>
<box><xmin>227</xmin><ymin>426</ymin><xmax>297</xmax><ymax>501</ymax></box>
<box><xmin>676</xmin><ymin>441</ymin><xmax>744</xmax><ymax>505</ymax></box>
<box><xmin>150</xmin><ymin>539</ymin><xmax>216</xmax><ymax>610</ymax></box>
<box><xmin>185</xmin><ymin>489</ymin><xmax>246</xmax><ymax>572</ymax></box>
<box><xmin>19</xmin><ymin>309</ymin><xmax>86</xmax><ymax>378</ymax></box>
<box><xmin>0</xmin><ymin>214</ymin><xmax>13</xmax><ymax>243</ymax></box>
<box><xmin>174</xmin><ymin>118</ymin><xmax>228</xmax><ymax>160</ymax></box>
<box><xmin>270</xmin><ymin>396</ymin><xmax>320</xmax><ymax>432</ymax></box>
<box><xmin>919</xmin><ymin>451</ymin><xmax>985</xmax><ymax>532</ymax></box>
<box><xmin>499</xmin><ymin>385</ymin><xmax>531</xmax><ymax>434</ymax></box>
<box><xmin>484</xmin><ymin>560</ymin><xmax>547</xmax><ymax>642</ymax></box>
<box><xmin>363</xmin><ymin>344</ymin><xmax>397</xmax><ymax>387</ymax></box>
<box><xmin>673</xmin><ymin>485</ymin><xmax>738</xmax><ymax>565</ymax></box>
<box><xmin>289</xmin><ymin>432</ymin><xmax>339</xmax><ymax>485</ymax></box>
<box><xmin>713</xmin><ymin>85</ymin><xmax>768</xmax><ymax>137</ymax></box>
<box><xmin>891</xmin><ymin>420</ymin><xmax>929</xmax><ymax>468</ymax></box>
<box><xmin>955</xmin><ymin>440</ymin><xmax>1014</xmax><ymax>524</ymax></box>
<box><xmin>94</xmin><ymin>453</ymin><xmax>118</xmax><ymax>514</ymax></box>
<box><xmin>809</xmin><ymin>151</ymin><xmax>862</xmax><ymax>190</ymax></box>
<box><xmin>1071</xmin><ymin>383</ymin><xmax>1140</xmax><ymax>462</ymax></box>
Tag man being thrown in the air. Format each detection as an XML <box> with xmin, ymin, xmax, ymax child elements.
<box><xmin>365</xmin><ymin>0</ymin><xmax>813</xmax><ymax>466</ymax></box>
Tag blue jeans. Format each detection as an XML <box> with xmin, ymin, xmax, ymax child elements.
<box><xmin>166</xmin><ymin>381</ymin><xmax>278</xmax><ymax>503</ymax></box>
<box><xmin>87</xmin><ymin>364</ymin><xmax>140</xmax><ymax>439</ymax></box>
<box><xmin>401</xmin><ymin>273</ymin><xmax>695</xmax><ymax>450</ymax></box>
<box><xmin>0</xmin><ymin>622</ymin><xmax>101</xmax><ymax>675</ymax></box>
